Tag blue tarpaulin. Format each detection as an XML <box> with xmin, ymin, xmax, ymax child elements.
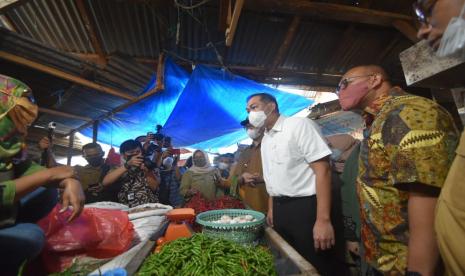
<box><xmin>81</xmin><ymin>59</ymin><xmax>189</xmax><ymax>147</ymax></box>
<box><xmin>162</xmin><ymin>65</ymin><xmax>313</xmax><ymax>149</ymax></box>
<box><xmin>83</xmin><ymin>62</ymin><xmax>313</xmax><ymax>150</ymax></box>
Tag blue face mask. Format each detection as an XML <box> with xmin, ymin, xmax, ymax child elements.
<box><xmin>330</xmin><ymin>149</ymin><xmax>343</xmax><ymax>161</ymax></box>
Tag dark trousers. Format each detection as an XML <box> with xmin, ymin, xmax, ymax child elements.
<box><xmin>0</xmin><ymin>187</ymin><xmax>58</xmax><ymax>275</ymax></box>
<box><xmin>273</xmin><ymin>195</ymin><xmax>346</xmax><ymax>276</ymax></box>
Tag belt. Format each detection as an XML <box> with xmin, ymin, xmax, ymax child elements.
<box><xmin>273</xmin><ymin>195</ymin><xmax>315</xmax><ymax>203</ymax></box>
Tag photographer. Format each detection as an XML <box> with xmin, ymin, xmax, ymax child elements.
<box><xmin>102</xmin><ymin>139</ymin><xmax>160</xmax><ymax>208</ymax></box>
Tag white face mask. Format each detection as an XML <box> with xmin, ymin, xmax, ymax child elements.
<box><xmin>248</xmin><ymin>111</ymin><xmax>267</xmax><ymax>128</ymax></box>
<box><xmin>162</xmin><ymin>156</ymin><xmax>174</xmax><ymax>169</ymax></box>
<box><xmin>247</xmin><ymin>128</ymin><xmax>261</xmax><ymax>140</ymax></box>
<box><xmin>218</xmin><ymin>162</ymin><xmax>229</xmax><ymax>170</ymax></box>
<box><xmin>437</xmin><ymin>3</ymin><xmax>465</xmax><ymax>57</ymax></box>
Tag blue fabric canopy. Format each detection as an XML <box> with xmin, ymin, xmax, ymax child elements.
<box><xmin>82</xmin><ymin>62</ymin><xmax>312</xmax><ymax>150</ymax></box>
<box><xmin>162</xmin><ymin>65</ymin><xmax>313</xmax><ymax>149</ymax></box>
<box><xmin>81</xmin><ymin>59</ymin><xmax>189</xmax><ymax>147</ymax></box>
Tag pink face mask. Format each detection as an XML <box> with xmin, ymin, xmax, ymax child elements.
<box><xmin>338</xmin><ymin>80</ymin><xmax>370</xmax><ymax>111</ymax></box>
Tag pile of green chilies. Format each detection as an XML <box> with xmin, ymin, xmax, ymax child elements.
<box><xmin>138</xmin><ymin>234</ymin><xmax>277</xmax><ymax>276</ymax></box>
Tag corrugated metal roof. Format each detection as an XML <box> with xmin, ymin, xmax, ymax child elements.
<box><xmin>0</xmin><ymin>0</ymin><xmax>421</xmax><ymax>136</ymax></box>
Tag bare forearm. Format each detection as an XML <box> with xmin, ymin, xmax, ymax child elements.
<box><xmin>14</xmin><ymin>170</ymin><xmax>53</xmax><ymax>201</ymax></box>
<box><xmin>407</xmin><ymin>192</ymin><xmax>440</xmax><ymax>275</ymax></box>
<box><xmin>312</xmin><ymin>161</ymin><xmax>332</xmax><ymax>221</ymax></box>
<box><xmin>103</xmin><ymin>167</ymin><xmax>127</xmax><ymax>186</ymax></box>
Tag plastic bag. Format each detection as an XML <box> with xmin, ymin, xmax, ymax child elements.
<box><xmin>437</xmin><ymin>3</ymin><xmax>465</xmax><ymax>57</ymax></box>
<box><xmin>37</xmin><ymin>205</ymin><xmax>134</xmax><ymax>273</ymax></box>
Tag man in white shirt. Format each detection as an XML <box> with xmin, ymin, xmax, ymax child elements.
<box><xmin>246</xmin><ymin>93</ymin><xmax>338</xmax><ymax>275</ymax></box>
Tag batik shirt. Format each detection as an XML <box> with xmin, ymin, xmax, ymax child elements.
<box><xmin>357</xmin><ymin>87</ymin><xmax>458</xmax><ymax>274</ymax></box>
<box><xmin>117</xmin><ymin>169</ymin><xmax>158</xmax><ymax>208</ymax></box>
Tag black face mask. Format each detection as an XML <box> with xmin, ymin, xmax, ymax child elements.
<box><xmin>86</xmin><ymin>157</ymin><xmax>103</xmax><ymax>167</ymax></box>
<box><xmin>194</xmin><ymin>158</ymin><xmax>207</xmax><ymax>167</ymax></box>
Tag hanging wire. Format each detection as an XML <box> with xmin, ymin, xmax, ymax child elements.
<box><xmin>174</xmin><ymin>0</ymin><xmax>214</xmax><ymax>10</ymax></box>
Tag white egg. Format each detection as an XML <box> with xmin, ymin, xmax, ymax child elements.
<box><xmin>245</xmin><ymin>215</ymin><xmax>253</xmax><ymax>221</ymax></box>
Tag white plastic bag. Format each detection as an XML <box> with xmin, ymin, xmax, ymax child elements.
<box><xmin>437</xmin><ymin>3</ymin><xmax>465</xmax><ymax>58</ymax></box>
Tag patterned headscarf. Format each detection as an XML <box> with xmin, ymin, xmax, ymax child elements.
<box><xmin>0</xmin><ymin>74</ymin><xmax>37</xmax><ymax>171</ymax></box>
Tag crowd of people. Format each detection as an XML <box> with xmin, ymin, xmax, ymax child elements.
<box><xmin>1</xmin><ymin>0</ymin><xmax>465</xmax><ymax>275</ymax></box>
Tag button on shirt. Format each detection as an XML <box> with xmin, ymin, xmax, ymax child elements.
<box><xmin>261</xmin><ymin>116</ymin><xmax>332</xmax><ymax>197</ymax></box>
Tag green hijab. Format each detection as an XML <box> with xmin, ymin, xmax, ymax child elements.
<box><xmin>0</xmin><ymin>74</ymin><xmax>32</xmax><ymax>171</ymax></box>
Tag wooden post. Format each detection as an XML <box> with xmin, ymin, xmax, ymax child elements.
<box><xmin>92</xmin><ymin>120</ymin><xmax>99</xmax><ymax>143</ymax></box>
<box><xmin>225</xmin><ymin>0</ymin><xmax>244</xmax><ymax>46</ymax></box>
<box><xmin>67</xmin><ymin>132</ymin><xmax>75</xmax><ymax>166</ymax></box>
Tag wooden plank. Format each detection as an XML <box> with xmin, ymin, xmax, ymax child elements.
<box><xmin>265</xmin><ymin>227</ymin><xmax>319</xmax><ymax>275</ymax></box>
<box><xmin>245</xmin><ymin>0</ymin><xmax>413</xmax><ymax>27</ymax></box>
<box><xmin>0</xmin><ymin>51</ymin><xmax>135</xmax><ymax>100</ymax></box>
<box><xmin>392</xmin><ymin>20</ymin><xmax>420</xmax><ymax>43</ymax></box>
<box><xmin>269</xmin><ymin>15</ymin><xmax>301</xmax><ymax>73</ymax></box>
<box><xmin>39</xmin><ymin>107</ymin><xmax>92</xmax><ymax>121</ymax></box>
<box><xmin>75</xmin><ymin>0</ymin><xmax>107</xmax><ymax>66</ymax></box>
<box><xmin>225</xmin><ymin>0</ymin><xmax>245</xmax><ymax>47</ymax></box>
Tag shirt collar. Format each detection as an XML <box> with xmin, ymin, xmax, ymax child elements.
<box><xmin>267</xmin><ymin>115</ymin><xmax>286</xmax><ymax>133</ymax></box>
<box><xmin>362</xmin><ymin>86</ymin><xmax>404</xmax><ymax>128</ymax></box>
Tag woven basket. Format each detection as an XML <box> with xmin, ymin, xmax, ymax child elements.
<box><xmin>196</xmin><ymin>209</ymin><xmax>265</xmax><ymax>244</ymax></box>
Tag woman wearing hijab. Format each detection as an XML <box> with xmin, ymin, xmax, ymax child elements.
<box><xmin>180</xmin><ymin>150</ymin><xmax>225</xmax><ymax>201</ymax></box>
<box><xmin>0</xmin><ymin>75</ymin><xmax>85</xmax><ymax>274</ymax></box>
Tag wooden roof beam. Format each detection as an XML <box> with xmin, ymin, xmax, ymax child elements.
<box><xmin>245</xmin><ymin>0</ymin><xmax>414</xmax><ymax>27</ymax></box>
<box><xmin>39</xmin><ymin>107</ymin><xmax>92</xmax><ymax>121</ymax></box>
<box><xmin>225</xmin><ymin>0</ymin><xmax>244</xmax><ymax>47</ymax></box>
<box><xmin>0</xmin><ymin>51</ymin><xmax>135</xmax><ymax>100</ymax></box>
<box><xmin>269</xmin><ymin>15</ymin><xmax>301</xmax><ymax>73</ymax></box>
<box><xmin>75</xmin><ymin>0</ymin><xmax>107</xmax><ymax>66</ymax></box>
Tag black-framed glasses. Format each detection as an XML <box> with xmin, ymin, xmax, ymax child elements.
<box><xmin>413</xmin><ymin>0</ymin><xmax>438</xmax><ymax>25</ymax></box>
<box><xmin>336</xmin><ymin>74</ymin><xmax>374</xmax><ymax>94</ymax></box>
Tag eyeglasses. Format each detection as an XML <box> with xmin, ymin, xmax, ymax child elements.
<box><xmin>413</xmin><ymin>0</ymin><xmax>438</xmax><ymax>25</ymax></box>
<box><xmin>336</xmin><ymin>74</ymin><xmax>374</xmax><ymax>94</ymax></box>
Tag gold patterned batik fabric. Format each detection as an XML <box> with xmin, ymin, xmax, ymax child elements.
<box><xmin>357</xmin><ymin>88</ymin><xmax>459</xmax><ymax>274</ymax></box>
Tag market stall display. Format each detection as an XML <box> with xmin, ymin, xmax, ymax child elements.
<box><xmin>138</xmin><ymin>234</ymin><xmax>277</xmax><ymax>276</ymax></box>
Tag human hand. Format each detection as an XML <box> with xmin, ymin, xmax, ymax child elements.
<box><xmin>59</xmin><ymin>178</ymin><xmax>85</xmax><ymax>222</ymax></box>
<box><xmin>266</xmin><ymin>208</ymin><xmax>273</xmax><ymax>227</ymax></box>
<box><xmin>313</xmin><ymin>219</ymin><xmax>335</xmax><ymax>250</ymax></box>
<box><xmin>346</xmin><ymin>241</ymin><xmax>360</xmax><ymax>256</ymax></box>
<box><xmin>241</xmin><ymin>172</ymin><xmax>257</xmax><ymax>187</ymax></box>
<box><xmin>127</xmin><ymin>155</ymin><xmax>143</xmax><ymax>167</ymax></box>
<box><xmin>48</xmin><ymin>166</ymin><xmax>77</xmax><ymax>183</ymax></box>
<box><xmin>39</xmin><ymin>137</ymin><xmax>51</xmax><ymax>150</ymax></box>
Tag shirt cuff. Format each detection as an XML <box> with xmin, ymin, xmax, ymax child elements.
<box><xmin>304</xmin><ymin>149</ymin><xmax>332</xmax><ymax>164</ymax></box>
<box><xmin>1</xmin><ymin>180</ymin><xmax>16</xmax><ymax>208</ymax></box>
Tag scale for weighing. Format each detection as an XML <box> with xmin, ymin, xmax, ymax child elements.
<box><xmin>154</xmin><ymin>208</ymin><xmax>195</xmax><ymax>252</ymax></box>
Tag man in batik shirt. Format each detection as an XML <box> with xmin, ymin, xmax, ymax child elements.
<box><xmin>337</xmin><ymin>65</ymin><xmax>458</xmax><ymax>275</ymax></box>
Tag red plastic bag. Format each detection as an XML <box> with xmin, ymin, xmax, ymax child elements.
<box><xmin>38</xmin><ymin>205</ymin><xmax>134</xmax><ymax>273</ymax></box>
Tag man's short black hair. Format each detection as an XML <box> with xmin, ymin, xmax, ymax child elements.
<box><xmin>120</xmin><ymin>139</ymin><xmax>141</xmax><ymax>154</ymax></box>
<box><xmin>246</xmin><ymin>93</ymin><xmax>279</xmax><ymax>112</ymax></box>
<box><xmin>82</xmin><ymin>143</ymin><xmax>103</xmax><ymax>152</ymax></box>
<box><xmin>135</xmin><ymin>135</ymin><xmax>146</xmax><ymax>143</ymax></box>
